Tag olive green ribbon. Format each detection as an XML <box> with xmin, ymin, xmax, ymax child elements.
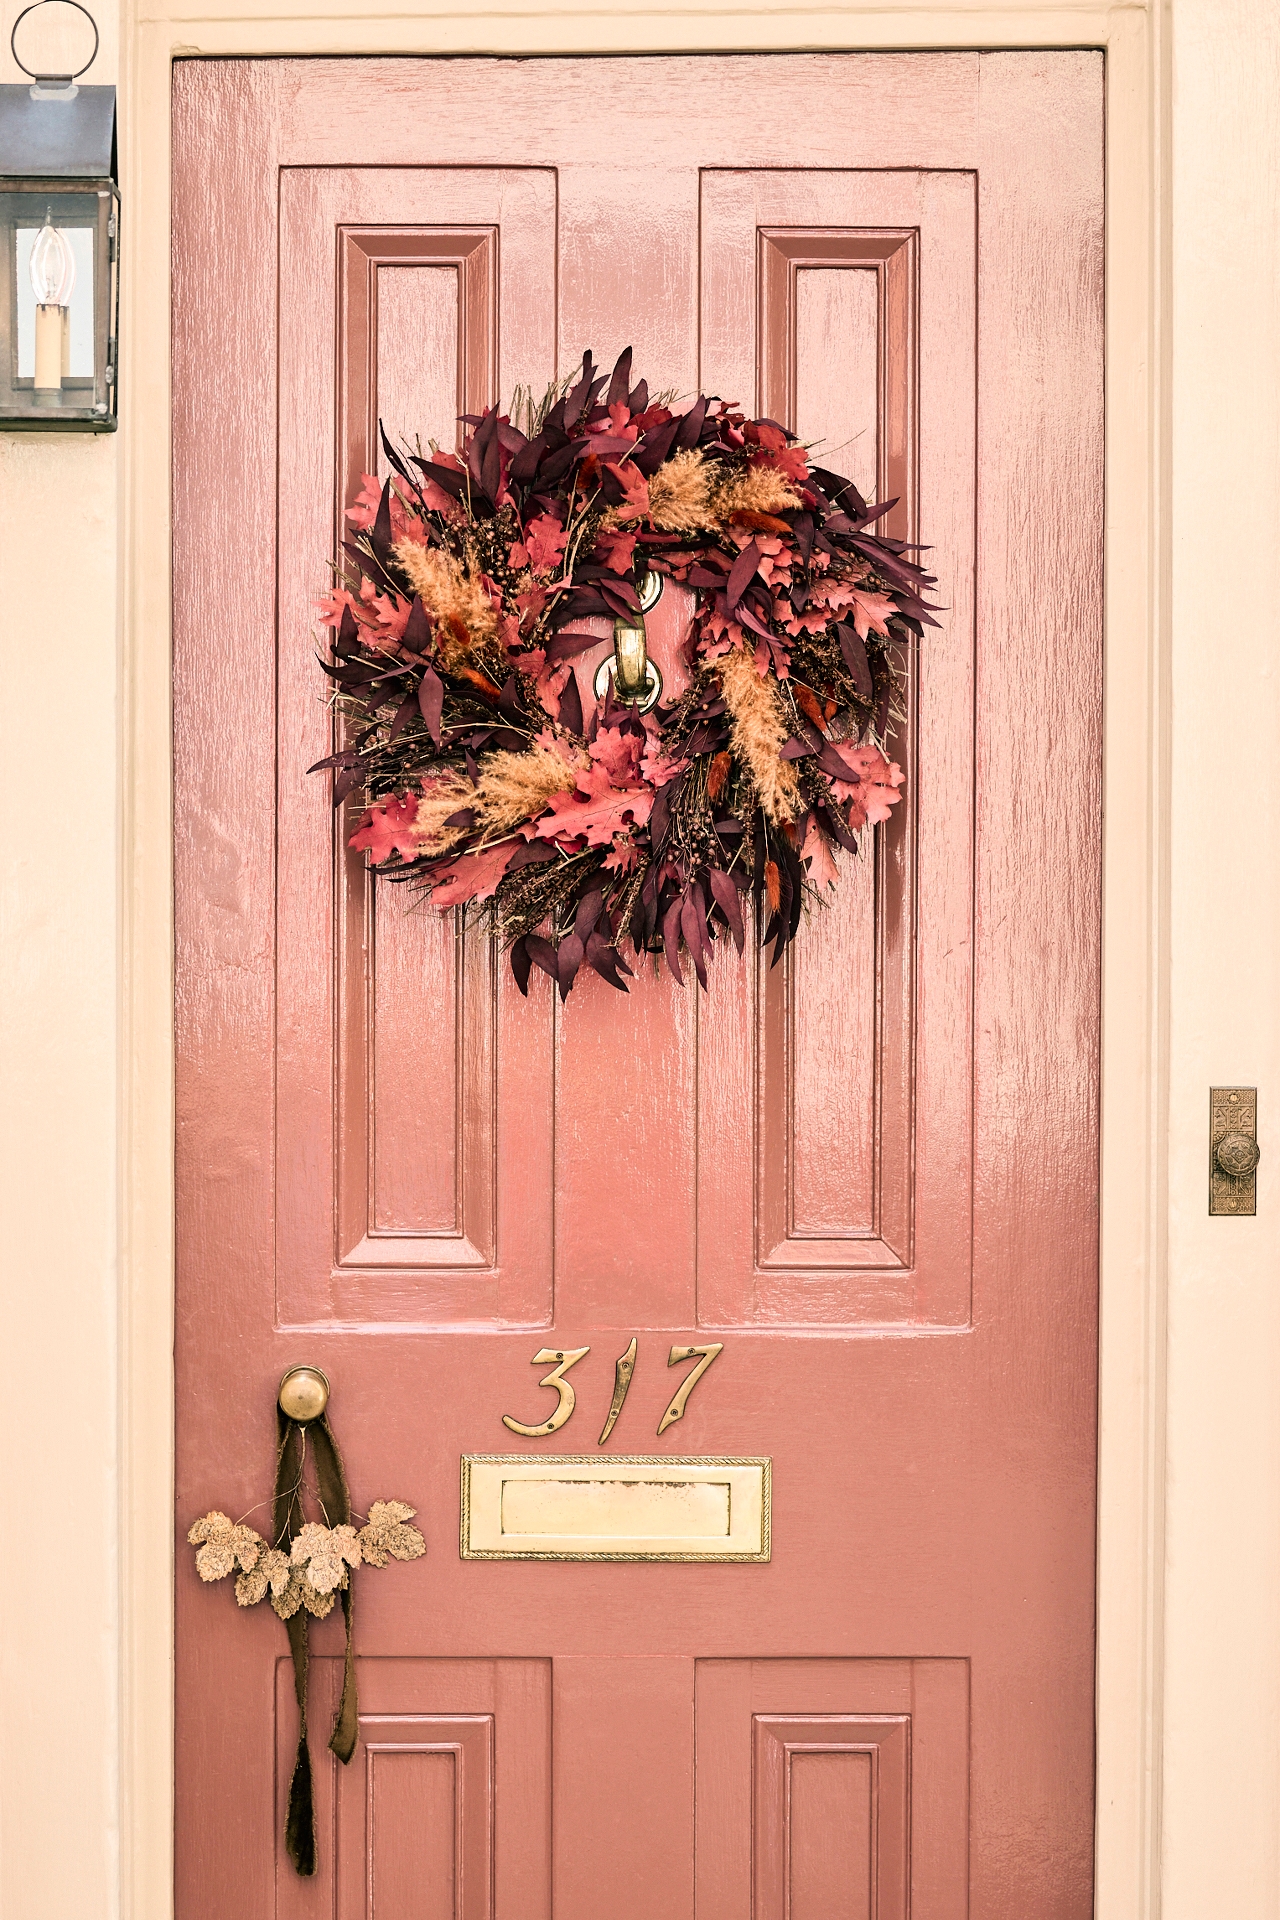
<box><xmin>272</xmin><ymin>1408</ymin><xmax>359</xmax><ymax>1877</ymax></box>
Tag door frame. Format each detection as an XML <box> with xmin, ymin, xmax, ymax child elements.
<box><xmin>128</xmin><ymin>9</ymin><xmax>1168</xmax><ymax>1915</ymax></box>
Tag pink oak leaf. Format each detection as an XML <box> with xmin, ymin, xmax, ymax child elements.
<box><xmin>344</xmin><ymin>473</ymin><xmax>383</xmax><ymax>531</ymax></box>
<box><xmin>752</xmin><ymin>442</ymin><xmax>810</xmax><ymax>485</ymax></box>
<box><xmin>426</xmin><ymin>842</ymin><xmax>515</xmax><ymax>908</ymax></box>
<box><xmin>602</xmin><ymin>838</ymin><xmax>641</xmax><ymax>874</ymax></box>
<box><xmin>589</xmin><ymin>725</ymin><xmax>643</xmax><ymax>786</ymax></box>
<box><xmin>801</xmin><ymin>816</ymin><xmax>840</xmax><ymax>892</ymax></box>
<box><xmin>316</xmin><ymin>586</ymin><xmax>360</xmax><ymax>629</ymax></box>
<box><xmin>533</xmin><ymin>761</ymin><xmax>654</xmax><ymax>849</ymax></box>
<box><xmin>848</xmin><ymin>588</ymin><xmax>897</xmax><ymax>641</ymax></box>
<box><xmin>350</xmin><ymin>795</ymin><xmax>421</xmax><ymax>865</ymax></box>
<box><xmin>827</xmin><ymin>744</ymin><xmax>905</xmax><ymax>827</ymax></box>
<box><xmin>516</xmin><ymin>514</ymin><xmax>569</xmax><ymax>576</ymax></box>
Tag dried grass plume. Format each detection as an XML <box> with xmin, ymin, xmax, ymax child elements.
<box><xmin>718</xmin><ymin>646</ymin><xmax>802</xmax><ymax>823</ymax></box>
<box><xmin>394</xmin><ymin>538</ymin><xmax>498</xmax><ymax>665</ymax></box>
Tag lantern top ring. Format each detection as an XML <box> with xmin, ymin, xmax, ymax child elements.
<box><xmin>10</xmin><ymin>0</ymin><xmax>99</xmax><ymax>87</ymax></box>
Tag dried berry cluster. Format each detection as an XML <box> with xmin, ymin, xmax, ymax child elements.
<box><xmin>313</xmin><ymin>348</ymin><xmax>938</xmax><ymax>997</ymax></box>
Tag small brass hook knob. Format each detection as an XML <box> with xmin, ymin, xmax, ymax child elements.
<box><xmin>1216</xmin><ymin>1131</ymin><xmax>1261</xmax><ymax>1179</ymax></box>
<box><xmin>278</xmin><ymin>1365</ymin><xmax>330</xmax><ymax>1423</ymax></box>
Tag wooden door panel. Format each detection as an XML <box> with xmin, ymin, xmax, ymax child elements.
<box><xmin>698</xmin><ymin>170</ymin><xmax>976</xmax><ymax>1326</ymax></box>
<box><xmin>277</xmin><ymin>1657</ymin><xmax>552</xmax><ymax>1920</ymax></box>
<box><xmin>276</xmin><ymin>166</ymin><xmax>557</xmax><ymax>1327</ymax></box>
<box><xmin>696</xmin><ymin>1659</ymin><xmax>968</xmax><ymax>1920</ymax></box>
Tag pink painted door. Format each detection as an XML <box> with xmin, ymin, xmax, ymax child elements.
<box><xmin>174</xmin><ymin>51</ymin><xmax>1103</xmax><ymax>1920</ymax></box>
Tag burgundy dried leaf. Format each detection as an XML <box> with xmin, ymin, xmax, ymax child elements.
<box><xmin>418</xmin><ymin>667</ymin><xmax>444</xmax><ymax>746</ymax></box>
<box><xmin>510</xmin><ymin>938</ymin><xmax>533</xmax><ymax>997</ymax></box>
<box><xmin>524</xmin><ymin>935</ymin><xmax>559</xmax><ymax>981</ymax></box>
<box><xmin>724</xmin><ymin>540</ymin><xmax>761</xmax><ymax>613</ymax></box>
<box><xmin>661</xmin><ymin>896</ymin><xmax>685</xmax><ymax>986</ymax></box>
<box><xmin>680</xmin><ymin>890</ymin><xmax>710</xmax><ymax>989</ymax></box>
<box><xmin>557</xmin><ymin>932</ymin><xmax>585</xmax><ymax>1000</ymax></box>
<box><xmin>707</xmin><ymin>868</ymin><xmax>745</xmax><ymax>954</ymax></box>
<box><xmin>558</xmin><ymin>672</ymin><xmax>583</xmax><ymax>738</ymax></box>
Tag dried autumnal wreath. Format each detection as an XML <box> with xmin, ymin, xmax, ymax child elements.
<box><xmin>313</xmin><ymin>348</ymin><xmax>938</xmax><ymax>997</ymax></box>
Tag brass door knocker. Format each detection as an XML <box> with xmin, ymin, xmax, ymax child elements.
<box><xmin>594</xmin><ymin>568</ymin><xmax>664</xmax><ymax>711</ymax></box>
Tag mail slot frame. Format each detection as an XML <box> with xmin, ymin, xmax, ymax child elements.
<box><xmin>459</xmin><ymin>1454</ymin><xmax>772</xmax><ymax>1563</ymax></box>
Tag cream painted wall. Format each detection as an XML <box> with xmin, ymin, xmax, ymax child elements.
<box><xmin>1164</xmin><ymin>2</ymin><xmax>1280</xmax><ymax>1913</ymax></box>
<box><xmin>0</xmin><ymin>5</ymin><xmax>121</xmax><ymax>1916</ymax></box>
<box><xmin>0</xmin><ymin>2</ymin><xmax>1277</xmax><ymax>1916</ymax></box>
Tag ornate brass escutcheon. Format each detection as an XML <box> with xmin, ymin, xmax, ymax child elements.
<box><xmin>1210</xmin><ymin>1087</ymin><xmax>1260</xmax><ymax>1215</ymax></box>
<box><xmin>502</xmin><ymin>1346</ymin><xmax>591</xmax><ymax>1438</ymax></box>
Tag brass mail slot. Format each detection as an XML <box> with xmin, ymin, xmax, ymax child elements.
<box><xmin>459</xmin><ymin>1454</ymin><xmax>772</xmax><ymax>1562</ymax></box>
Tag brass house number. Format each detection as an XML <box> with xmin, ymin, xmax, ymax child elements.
<box><xmin>502</xmin><ymin>1339</ymin><xmax>725</xmax><ymax>1443</ymax></box>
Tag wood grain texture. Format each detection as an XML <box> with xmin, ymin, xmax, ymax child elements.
<box><xmin>174</xmin><ymin>50</ymin><xmax>1102</xmax><ymax>1920</ymax></box>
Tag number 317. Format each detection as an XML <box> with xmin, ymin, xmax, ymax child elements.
<box><xmin>502</xmin><ymin>1339</ymin><xmax>724</xmax><ymax>1446</ymax></box>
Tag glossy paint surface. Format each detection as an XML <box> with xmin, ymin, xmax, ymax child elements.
<box><xmin>173</xmin><ymin>51</ymin><xmax>1103</xmax><ymax>1917</ymax></box>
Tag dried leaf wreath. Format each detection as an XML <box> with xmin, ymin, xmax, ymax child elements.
<box><xmin>187</xmin><ymin>1407</ymin><xmax>425</xmax><ymax>1876</ymax></box>
<box><xmin>313</xmin><ymin>347</ymin><xmax>939</xmax><ymax>997</ymax></box>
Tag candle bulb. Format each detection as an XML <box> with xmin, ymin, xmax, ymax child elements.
<box><xmin>30</xmin><ymin>215</ymin><xmax>75</xmax><ymax>394</ymax></box>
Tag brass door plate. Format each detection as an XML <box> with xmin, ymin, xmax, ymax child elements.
<box><xmin>1210</xmin><ymin>1087</ymin><xmax>1260</xmax><ymax>1215</ymax></box>
<box><xmin>459</xmin><ymin>1454</ymin><xmax>771</xmax><ymax>1562</ymax></box>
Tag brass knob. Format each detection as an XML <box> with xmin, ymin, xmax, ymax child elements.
<box><xmin>1216</xmin><ymin>1131</ymin><xmax>1260</xmax><ymax>1179</ymax></box>
<box><xmin>278</xmin><ymin>1365</ymin><xmax>330</xmax><ymax>1423</ymax></box>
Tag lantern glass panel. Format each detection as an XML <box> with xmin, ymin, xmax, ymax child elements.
<box><xmin>0</xmin><ymin>183</ymin><xmax>117</xmax><ymax>429</ymax></box>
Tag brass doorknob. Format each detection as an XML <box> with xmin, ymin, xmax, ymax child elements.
<box><xmin>278</xmin><ymin>1365</ymin><xmax>330</xmax><ymax>1423</ymax></box>
<box><xmin>1215</xmin><ymin>1131</ymin><xmax>1261</xmax><ymax>1179</ymax></box>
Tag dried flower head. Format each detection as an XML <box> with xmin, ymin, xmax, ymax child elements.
<box><xmin>358</xmin><ymin>1500</ymin><xmax>428</xmax><ymax>1569</ymax></box>
<box><xmin>412</xmin><ymin>771</ymin><xmax>475</xmax><ymax>853</ymax></box>
<box><xmin>474</xmin><ymin>746</ymin><xmax>578</xmax><ymax>835</ymax></box>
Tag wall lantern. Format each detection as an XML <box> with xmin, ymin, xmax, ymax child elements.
<box><xmin>0</xmin><ymin>2</ymin><xmax>117</xmax><ymax>431</ymax></box>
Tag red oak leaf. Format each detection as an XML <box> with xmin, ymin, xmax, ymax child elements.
<box><xmin>518</xmin><ymin>514</ymin><xmax>569</xmax><ymax>576</ymax></box>
<box><xmin>603</xmin><ymin>461</ymin><xmax>651</xmax><ymax>523</ymax></box>
<box><xmin>350</xmin><ymin>795</ymin><xmax>421</xmax><ymax>865</ymax></box>
<box><xmin>593</xmin><ymin>528</ymin><xmax>638</xmax><ymax>575</ymax></box>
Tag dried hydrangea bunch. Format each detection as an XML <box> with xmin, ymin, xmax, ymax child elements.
<box><xmin>313</xmin><ymin>346</ymin><xmax>939</xmax><ymax>999</ymax></box>
<box><xmin>188</xmin><ymin>1498</ymin><xmax>425</xmax><ymax>1621</ymax></box>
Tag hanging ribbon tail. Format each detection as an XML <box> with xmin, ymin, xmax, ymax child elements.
<box><xmin>283</xmin><ymin>1609</ymin><xmax>316</xmax><ymax>1876</ymax></box>
<box><xmin>331</xmin><ymin>1583</ymin><xmax>358</xmax><ymax>1763</ymax></box>
<box><xmin>312</xmin><ymin>1412</ymin><xmax>360</xmax><ymax>1764</ymax></box>
<box><xmin>274</xmin><ymin>1412</ymin><xmax>318</xmax><ymax>1877</ymax></box>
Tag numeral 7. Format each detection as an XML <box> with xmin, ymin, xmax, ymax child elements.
<box><xmin>657</xmin><ymin>1343</ymin><xmax>724</xmax><ymax>1435</ymax></box>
